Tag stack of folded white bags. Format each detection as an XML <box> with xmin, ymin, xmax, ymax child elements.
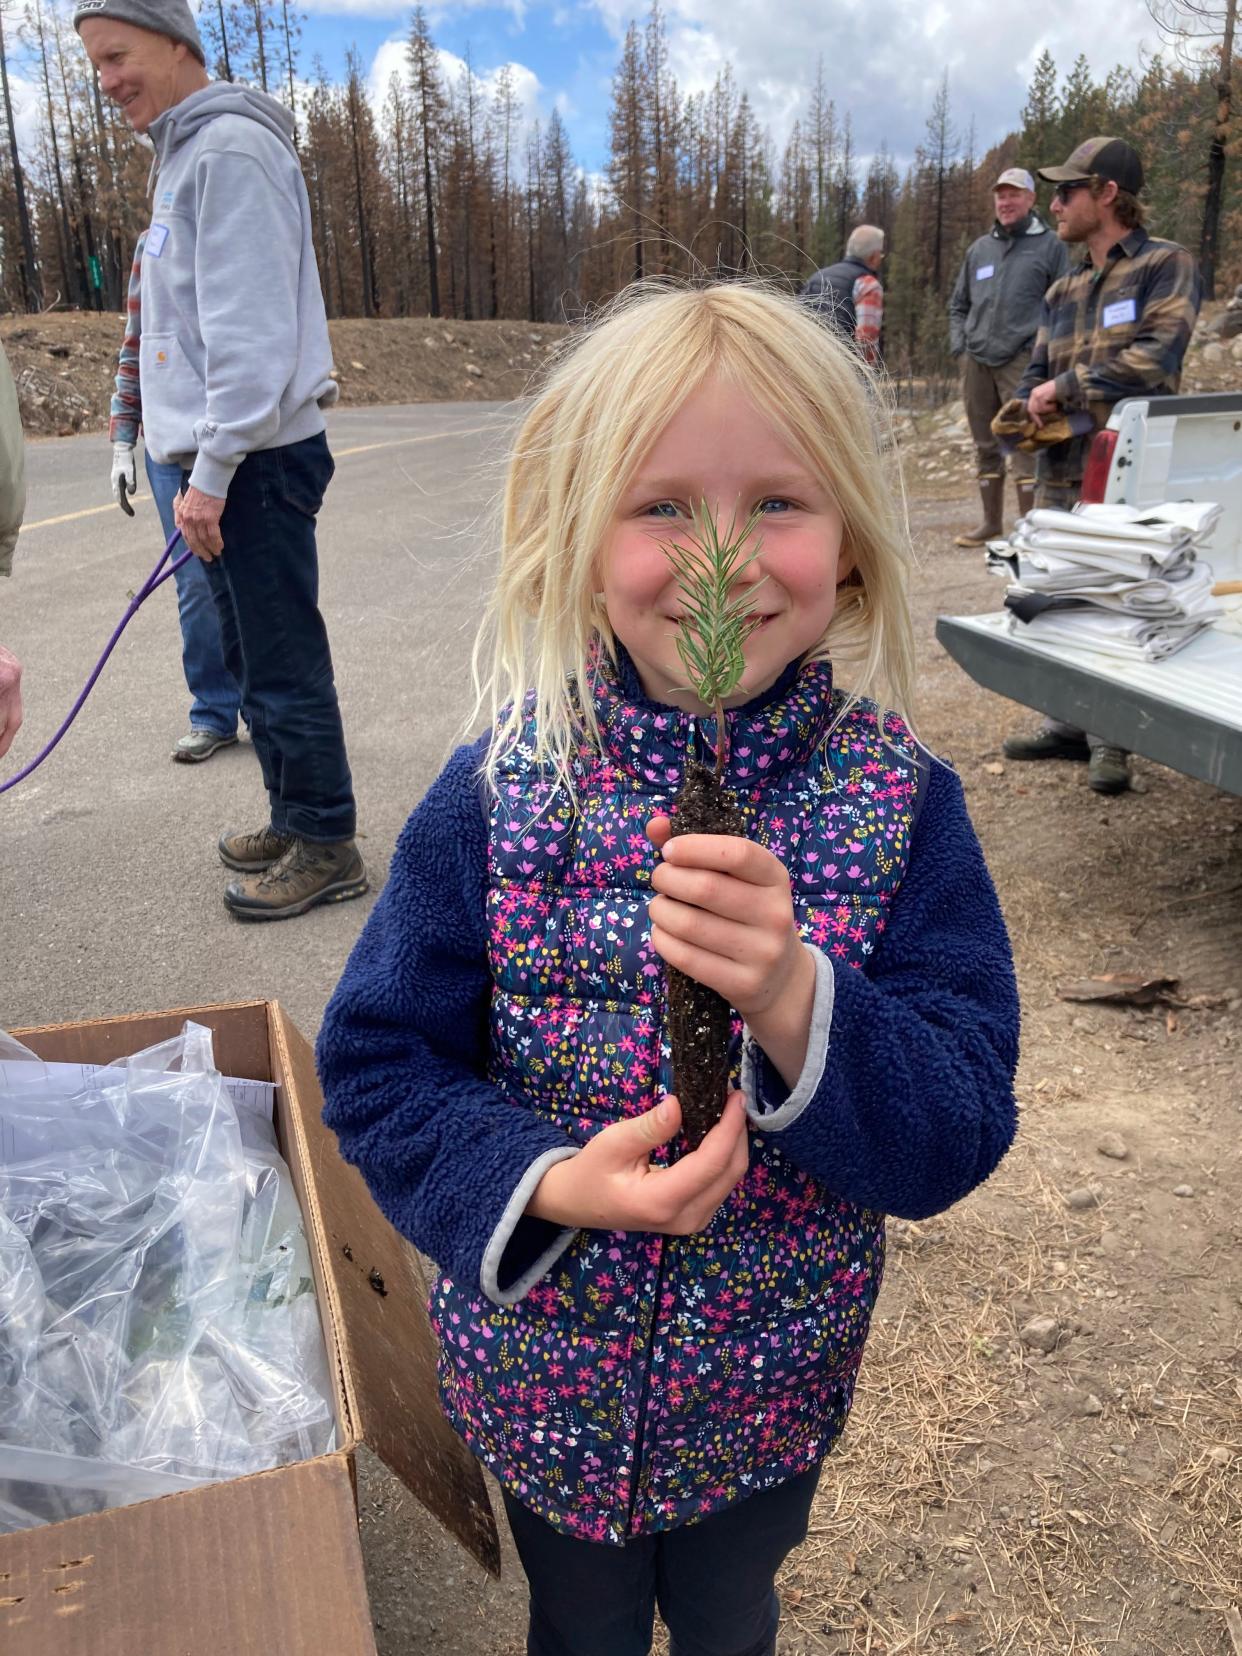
<box><xmin>986</xmin><ymin>502</ymin><xmax>1224</xmax><ymax>662</ymax></box>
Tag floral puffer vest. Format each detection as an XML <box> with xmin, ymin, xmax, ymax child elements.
<box><xmin>430</xmin><ymin>653</ymin><xmax>921</xmax><ymax>1543</ymax></box>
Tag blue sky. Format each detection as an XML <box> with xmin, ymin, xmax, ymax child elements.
<box><xmin>292</xmin><ymin>0</ymin><xmax>1165</xmax><ymax>179</ymax></box>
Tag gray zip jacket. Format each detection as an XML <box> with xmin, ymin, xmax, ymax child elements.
<box><xmin>142</xmin><ymin>84</ymin><xmax>337</xmax><ymax>497</ymax></box>
<box><xmin>948</xmin><ymin>215</ymin><xmax>1069</xmax><ymax>368</ymax></box>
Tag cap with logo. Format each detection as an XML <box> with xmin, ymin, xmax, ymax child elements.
<box><xmin>72</xmin><ymin>0</ymin><xmax>205</xmax><ymax>65</ymax></box>
<box><xmin>1038</xmin><ymin>137</ymin><xmax>1144</xmax><ymax>194</ymax></box>
<box><xmin>994</xmin><ymin>167</ymin><xmax>1036</xmax><ymax>193</ymax></box>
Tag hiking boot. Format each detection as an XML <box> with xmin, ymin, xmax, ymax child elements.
<box><xmin>224</xmin><ymin>837</ymin><xmax>368</xmax><ymax>921</ymax></box>
<box><xmin>173</xmin><ymin>728</ymin><xmax>238</xmax><ymax>764</ymax></box>
<box><xmin>1001</xmin><ymin>725</ymin><xmax>1091</xmax><ymax>762</ymax></box>
<box><xmin>954</xmin><ymin>476</ymin><xmax>1005</xmax><ymax>547</ymax></box>
<box><xmin>218</xmin><ymin>824</ymin><xmax>296</xmax><ymax>872</ymax></box>
<box><xmin>1088</xmin><ymin>745</ymin><xmax>1131</xmax><ymax>795</ymax></box>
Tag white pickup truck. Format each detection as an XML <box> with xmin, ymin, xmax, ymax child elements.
<box><xmin>937</xmin><ymin>391</ymin><xmax>1242</xmax><ymax>796</ymax></box>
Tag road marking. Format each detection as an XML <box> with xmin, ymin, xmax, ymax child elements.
<box><xmin>23</xmin><ymin>501</ymin><xmax>132</xmax><ymax>531</ymax></box>
<box><xmin>20</xmin><ymin>421</ymin><xmax>507</xmax><ymax>531</ymax></box>
<box><xmin>333</xmin><ymin>422</ymin><xmax>501</xmax><ymax>458</ymax></box>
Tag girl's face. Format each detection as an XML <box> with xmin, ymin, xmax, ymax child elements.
<box><xmin>598</xmin><ymin>374</ymin><xmax>852</xmax><ymax>715</ymax></box>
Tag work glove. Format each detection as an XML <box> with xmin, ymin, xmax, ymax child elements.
<box><xmin>110</xmin><ymin>441</ymin><xmax>137</xmax><ymax>516</ymax></box>
<box><xmin>991</xmin><ymin>399</ymin><xmax>1079</xmax><ymax>452</ymax></box>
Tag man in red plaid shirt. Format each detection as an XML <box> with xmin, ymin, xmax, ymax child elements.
<box><xmin>801</xmin><ymin>226</ymin><xmax>885</xmax><ymax>368</ymax></box>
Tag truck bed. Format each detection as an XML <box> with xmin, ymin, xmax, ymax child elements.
<box><xmin>938</xmin><ymin>391</ymin><xmax>1242</xmax><ymax>797</ymax></box>
<box><xmin>936</xmin><ymin>607</ymin><xmax>1242</xmax><ymax>794</ymax></box>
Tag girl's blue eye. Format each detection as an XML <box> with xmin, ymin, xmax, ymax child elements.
<box><xmin>645</xmin><ymin>502</ymin><xmax>681</xmax><ymax>519</ymax></box>
<box><xmin>759</xmin><ymin>498</ymin><xmax>792</xmax><ymax>514</ymax></box>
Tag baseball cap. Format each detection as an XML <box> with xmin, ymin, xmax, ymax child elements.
<box><xmin>1038</xmin><ymin>137</ymin><xmax>1144</xmax><ymax>194</ymax></box>
<box><xmin>994</xmin><ymin>168</ymin><xmax>1035</xmax><ymax>192</ymax></box>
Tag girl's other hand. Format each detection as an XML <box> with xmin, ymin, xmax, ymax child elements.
<box><xmin>645</xmin><ymin>815</ymin><xmax>816</xmax><ymax>1087</ymax></box>
<box><xmin>525</xmin><ymin>1092</ymin><xmax>749</xmax><ymax>1235</ymax></box>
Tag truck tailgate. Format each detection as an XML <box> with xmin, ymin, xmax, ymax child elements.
<box><xmin>936</xmin><ymin>609</ymin><xmax>1242</xmax><ymax>795</ymax></box>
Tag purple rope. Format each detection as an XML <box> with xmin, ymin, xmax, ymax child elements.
<box><xmin>1</xmin><ymin>529</ymin><xmax>194</xmax><ymax>796</ymax></box>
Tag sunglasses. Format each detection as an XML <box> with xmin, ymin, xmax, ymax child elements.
<box><xmin>1052</xmin><ymin>180</ymin><xmax>1092</xmax><ymax>203</ymax></box>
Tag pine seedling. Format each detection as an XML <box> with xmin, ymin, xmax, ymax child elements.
<box><xmin>658</xmin><ymin>504</ymin><xmax>765</xmax><ymax>1147</ymax></box>
<box><xmin>662</xmin><ymin>504</ymin><xmax>766</xmax><ymax>777</ymax></box>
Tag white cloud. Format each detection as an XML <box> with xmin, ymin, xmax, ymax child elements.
<box><xmin>4</xmin><ymin>72</ymin><xmax>44</xmax><ymax>162</ymax></box>
<box><xmin>366</xmin><ymin>34</ymin><xmax>545</xmax><ymax>167</ymax></box>
<box><xmin>584</xmin><ymin>0</ymin><xmax>1163</xmax><ymax>169</ymax></box>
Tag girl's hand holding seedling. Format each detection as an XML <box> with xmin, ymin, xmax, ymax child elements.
<box><xmin>647</xmin><ymin>816</ymin><xmax>816</xmax><ymax>1090</ymax></box>
<box><xmin>526</xmin><ymin>1091</ymin><xmax>750</xmax><ymax>1234</ymax></box>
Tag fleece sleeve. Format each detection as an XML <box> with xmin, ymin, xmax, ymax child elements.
<box><xmin>187</xmin><ymin>148</ymin><xmax>303</xmax><ymax>497</ymax></box>
<box><xmin>315</xmin><ymin>739</ymin><xmax>581</xmax><ymax>1306</ymax></box>
<box><xmin>749</xmin><ymin>758</ymin><xmax>1019</xmax><ymax>1220</ymax></box>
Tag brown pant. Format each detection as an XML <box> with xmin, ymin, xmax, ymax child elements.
<box><xmin>962</xmin><ymin>347</ymin><xmax>1036</xmax><ymax>482</ymax></box>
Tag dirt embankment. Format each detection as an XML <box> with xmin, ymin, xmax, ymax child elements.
<box><xmin>0</xmin><ymin>313</ymin><xmax>570</xmax><ymax>438</ymax></box>
<box><xmin>2</xmin><ymin>298</ymin><xmax>1233</xmax><ymax>444</ymax></box>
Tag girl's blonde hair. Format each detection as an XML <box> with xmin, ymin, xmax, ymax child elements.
<box><xmin>471</xmin><ymin>278</ymin><xmax>916</xmax><ymax>796</ymax></box>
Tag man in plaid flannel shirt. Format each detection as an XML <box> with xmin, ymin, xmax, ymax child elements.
<box><xmin>1002</xmin><ymin>135</ymin><xmax>1203</xmax><ymax>796</ymax></box>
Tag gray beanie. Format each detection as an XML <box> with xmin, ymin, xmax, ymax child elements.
<box><xmin>73</xmin><ymin>0</ymin><xmax>206</xmax><ymax>64</ymax></box>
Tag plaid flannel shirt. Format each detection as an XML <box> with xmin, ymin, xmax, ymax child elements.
<box><xmin>853</xmin><ymin>273</ymin><xmax>883</xmax><ymax>369</ymax></box>
<box><xmin>109</xmin><ymin>234</ymin><xmax>146</xmax><ymax>447</ymax></box>
<box><xmin>1017</xmin><ymin>227</ymin><xmax>1202</xmax><ymax>422</ymax></box>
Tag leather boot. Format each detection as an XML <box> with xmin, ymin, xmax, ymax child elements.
<box><xmin>954</xmin><ymin>475</ymin><xmax>1004</xmax><ymax>547</ymax></box>
<box><xmin>1015</xmin><ymin>478</ymin><xmax>1036</xmax><ymax>521</ymax></box>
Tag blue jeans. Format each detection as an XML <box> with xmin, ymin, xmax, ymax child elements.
<box><xmin>146</xmin><ymin>452</ymin><xmax>241</xmax><ymax>739</ymax></box>
<box><xmin>196</xmin><ymin>433</ymin><xmax>356</xmax><ymax>843</ymax></box>
<box><xmin>501</xmin><ymin>1463</ymin><xmax>822</xmax><ymax>1656</ymax></box>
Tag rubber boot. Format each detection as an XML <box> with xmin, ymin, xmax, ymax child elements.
<box><xmin>954</xmin><ymin>475</ymin><xmax>1004</xmax><ymax>547</ymax></box>
<box><xmin>1014</xmin><ymin>478</ymin><xmax>1036</xmax><ymax>522</ymax></box>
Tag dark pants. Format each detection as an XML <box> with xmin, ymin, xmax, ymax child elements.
<box><xmin>195</xmin><ymin>432</ymin><xmax>356</xmax><ymax>842</ymax></box>
<box><xmin>1024</xmin><ymin>478</ymin><xmax>1123</xmax><ymax>758</ymax></box>
<box><xmin>502</xmin><ymin>1464</ymin><xmax>822</xmax><ymax>1656</ymax></box>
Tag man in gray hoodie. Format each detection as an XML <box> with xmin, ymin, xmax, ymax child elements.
<box><xmin>948</xmin><ymin>168</ymin><xmax>1068</xmax><ymax>547</ymax></box>
<box><xmin>76</xmin><ymin>0</ymin><xmax>366</xmax><ymax>921</ymax></box>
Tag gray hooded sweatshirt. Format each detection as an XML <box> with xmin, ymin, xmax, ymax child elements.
<box><xmin>142</xmin><ymin>83</ymin><xmax>338</xmax><ymax>497</ymax></box>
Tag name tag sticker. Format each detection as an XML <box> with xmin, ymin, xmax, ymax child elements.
<box><xmin>145</xmin><ymin>223</ymin><xmax>169</xmax><ymax>258</ymax></box>
<box><xmin>1103</xmin><ymin>297</ymin><xmax>1137</xmax><ymax>327</ymax></box>
<box><xmin>976</xmin><ymin>264</ymin><xmax>994</xmax><ymax>280</ymax></box>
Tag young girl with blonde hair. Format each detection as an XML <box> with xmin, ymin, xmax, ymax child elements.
<box><xmin>318</xmin><ymin>280</ymin><xmax>1019</xmax><ymax>1656</ymax></box>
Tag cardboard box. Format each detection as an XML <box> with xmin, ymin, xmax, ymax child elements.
<box><xmin>0</xmin><ymin>1001</ymin><xmax>498</xmax><ymax>1655</ymax></box>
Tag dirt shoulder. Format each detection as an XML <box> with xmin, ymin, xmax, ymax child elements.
<box><xmin>0</xmin><ymin>313</ymin><xmax>569</xmax><ymax>438</ymax></box>
<box><xmin>763</xmin><ymin>493</ymin><xmax>1240</xmax><ymax>1656</ymax></box>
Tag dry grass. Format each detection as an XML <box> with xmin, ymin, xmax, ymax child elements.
<box><xmin>768</xmin><ymin>1080</ymin><xmax>1242</xmax><ymax>1656</ymax></box>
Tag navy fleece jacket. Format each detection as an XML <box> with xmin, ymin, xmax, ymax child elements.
<box><xmin>316</xmin><ymin>737</ymin><xmax>1020</xmax><ymax>1300</ymax></box>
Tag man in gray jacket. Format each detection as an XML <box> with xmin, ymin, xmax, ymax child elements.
<box><xmin>76</xmin><ymin>0</ymin><xmax>366</xmax><ymax>921</ymax></box>
<box><xmin>948</xmin><ymin>168</ymin><xmax>1068</xmax><ymax>546</ymax></box>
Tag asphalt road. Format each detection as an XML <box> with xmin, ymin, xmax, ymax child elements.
<box><xmin>0</xmin><ymin>402</ymin><xmax>542</xmax><ymax>1650</ymax></box>
<box><xmin>0</xmin><ymin>402</ymin><xmax>518</xmax><ymax>1035</ymax></box>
